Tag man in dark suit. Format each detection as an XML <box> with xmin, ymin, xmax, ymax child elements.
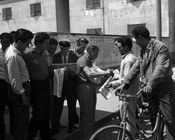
<box><xmin>51</xmin><ymin>40</ymin><xmax>79</xmax><ymax>134</ymax></box>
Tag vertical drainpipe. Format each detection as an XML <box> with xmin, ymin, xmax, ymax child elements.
<box><xmin>156</xmin><ymin>0</ymin><xmax>162</xmax><ymax>41</ymax></box>
<box><xmin>55</xmin><ymin>0</ymin><xmax>59</xmax><ymax>32</ymax></box>
<box><xmin>102</xmin><ymin>0</ymin><xmax>105</xmax><ymax>34</ymax></box>
<box><xmin>169</xmin><ymin>0</ymin><xmax>175</xmax><ymax>65</ymax></box>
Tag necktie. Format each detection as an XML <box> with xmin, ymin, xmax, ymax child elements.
<box><xmin>63</xmin><ymin>54</ymin><xmax>67</xmax><ymax>63</ymax></box>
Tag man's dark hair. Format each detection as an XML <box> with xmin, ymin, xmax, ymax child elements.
<box><xmin>49</xmin><ymin>38</ymin><xmax>58</xmax><ymax>45</ymax></box>
<box><xmin>34</xmin><ymin>32</ymin><xmax>50</xmax><ymax>45</ymax></box>
<box><xmin>14</xmin><ymin>29</ymin><xmax>34</xmax><ymax>43</ymax></box>
<box><xmin>0</xmin><ymin>32</ymin><xmax>13</xmax><ymax>44</ymax></box>
<box><xmin>77</xmin><ymin>37</ymin><xmax>89</xmax><ymax>46</ymax></box>
<box><xmin>114</xmin><ymin>36</ymin><xmax>133</xmax><ymax>50</ymax></box>
<box><xmin>132</xmin><ymin>26</ymin><xmax>150</xmax><ymax>39</ymax></box>
<box><xmin>10</xmin><ymin>31</ymin><xmax>16</xmax><ymax>43</ymax></box>
<box><xmin>87</xmin><ymin>45</ymin><xmax>99</xmax><ymax>53</ymax></box>
<box><xmin>59</xmin><ymin>41</ymin><xmax>70</xmax><ymax>48</ymax></box>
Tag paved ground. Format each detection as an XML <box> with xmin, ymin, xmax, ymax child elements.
<box><xmin>4</xmin><ymin>92</ymin><xmax>166</xmax><ymax>140</ymax></box>
<box><xmin>4</xmin><ymin>93</ymin><xmax>118</xmax><ymax>140</ymax></box>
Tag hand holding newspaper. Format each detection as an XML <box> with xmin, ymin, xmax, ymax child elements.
<box><xmin>98</xmin><ymin>76</ymin><xmax>117</xmax><ymax>99</ymax></box>
<box><xmin>98</xmin><ymin>69</ymin><xmax>120</xmax><ymax>99</ymax></box>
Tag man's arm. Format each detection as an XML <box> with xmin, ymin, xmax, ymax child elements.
<box><xmin>123</xmin><ymin>58</ymin><xmax>140</xmax><ymax>85</ymax></box>
<box><xmin>83</xmin><ymin>66</ymin><xmax>110</xmax><ymax>78</ymax></box>
<box><xmin>147</xmin><ymin>45</ymin><xmax>171</xmax><ymax>89</ymax></box>
<box><xmin>6</xmin><ymin>56</ymin><xmax>25</xmax><ymax>94</ymax></box>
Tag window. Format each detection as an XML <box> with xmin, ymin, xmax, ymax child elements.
<box><xmin>2</xmin><ymin>7</ymin><xmax>12</xmax><ymax>21</ymax></box>
<box><xmin>30</xmin><ymin>3</ymin><xmax>41</xmax><ymax>17</ymax></box>
<box><xmin>127</xmin><ymin>23</ymin><xmax>146</xmax><ymax>35</ymax></box>
<box><xmin>86</xmin><ymin>0</ymin><xmax>100</xmax><ymax>9</ymax></box>
<box><xmin>127</xmin><ymin>0</ymin><xmax>144</xmax><ymax>2</ymax></box>
<box><xmin>87</xmin><ymin>28</ymin><xmax>101</xmax><ymax>35</ymax></box>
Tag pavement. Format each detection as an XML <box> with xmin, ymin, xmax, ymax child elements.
<box><xmin>4</xmin><ymin>93</ymin><xmax>119</xmax><ymax>140</ymax></box>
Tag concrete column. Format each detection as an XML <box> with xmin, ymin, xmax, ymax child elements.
<box><xmin>55</xmin><ymin>0</ymin><xmax>70</xmax><ymax>33</ymax></box>
<box><xmin>156</xmin><ymin>0</ymin><xmax>162</xmax><ymax>41</ymax></box>
<box><xmin>168</xmin><ymin>0</ymin><xmax>175</xmax><ymax>65</ymax></box>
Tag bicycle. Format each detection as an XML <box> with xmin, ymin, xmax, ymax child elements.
<box><xmin>89</xmin><ymin>90</ymin><xmax>165</xmax><ymax>140</ymax></box>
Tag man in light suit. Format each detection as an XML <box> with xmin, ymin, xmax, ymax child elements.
<box><xmin>116</xmin><ymin>26</ymin><xmax>175</xmax><ymax>140</ymax></box>
<box><xmin>51</xmin><ymin>40</ymin><xmax>79</xmax><ymax>135</ymax></box>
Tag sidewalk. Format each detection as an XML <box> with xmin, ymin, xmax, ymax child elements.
<box><xmin>4</xmin><ymin>93</ymin><xmax>119</xmax><ymax>140</ymax></box>
<box><xmin>53</xmin><ymin>93</ymin><xmax>119</xmax><ymax>140</ymax></box>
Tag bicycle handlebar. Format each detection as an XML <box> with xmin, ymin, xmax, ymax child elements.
<box><xmin>116</xmin><ymin>89</ymin><xmax>143</xmax><ymax>101</ymax></box>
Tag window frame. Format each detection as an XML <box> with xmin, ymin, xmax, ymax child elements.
<box><xmin>30</xmin><ymin>2</ymin><xmax>41</xmax><ymax>17</ymax></box>
<box><xmin>86</xmin><ymin>0</ymin><xmax>101</xmax><ymax>10</ymax></box>
<box><xmin>87</xmin><ymin>28</ymin><xmax>102</xmax><ymax>35</ymax></box>
<box><xmin>127</xmin><ymin>23</ymin><xmax>146</xmax><ymax>35</ymax></box>
<box><xmin>2</xmin><ymin>7</ymin><xmax>12</xmax><ymax>21</ymax></box>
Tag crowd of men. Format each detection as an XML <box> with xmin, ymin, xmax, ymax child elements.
<box><xmin>0</xmin><ymin>29</ymin><xmax>110</xmax><ymax>140</ymax></box>
<box><xmin>1</xmin><ymin>25</ymin><xmax>175</xmax><ymax>140</ymax></box>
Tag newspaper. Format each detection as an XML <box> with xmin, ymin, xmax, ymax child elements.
<box><xmin>98</xmin><ymin>76</ymin><xmax>117</xmax><ymax>99</ymax></box>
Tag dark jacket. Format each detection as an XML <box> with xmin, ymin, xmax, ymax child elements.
<box><xmin>53</xmin><ymin>50</ymin><xmax>78</xmax><ymax>81</ymax></box>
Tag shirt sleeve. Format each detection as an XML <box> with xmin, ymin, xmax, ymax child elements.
<box><xmin>77</xmin><ymin>57</ymin><xmax>87</xmax><ymax>68</ymax></box>
<box><xmin>6</xmin><ymin>56</ymin><xmax>25</xmax><ymax>94</ymax></box>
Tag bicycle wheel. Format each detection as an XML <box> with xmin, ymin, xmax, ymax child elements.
<box><xmin>90</xmin><ymin>125</ymin><xmax>134</xmax><ymax>140</ymax></box>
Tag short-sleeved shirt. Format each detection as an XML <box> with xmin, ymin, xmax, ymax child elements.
<box><xmin>76</xmin><ymin>53</ymin><xmax>92</xmax><ymax>84</ymax></box>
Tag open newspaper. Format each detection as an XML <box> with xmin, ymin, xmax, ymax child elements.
<box><xmin>98</xmin><ymin>76</ymin><xmax>117</xmax><ymax>99</ymax></box>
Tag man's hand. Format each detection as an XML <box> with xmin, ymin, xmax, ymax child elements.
<box><xmin>115</xmin><ymin>83</ymin><xmax>126</xmax><ymax>95</ymax></box>
<box><xmin>21</xmin><ymin>93</ymin><xmax>29</xmax><ymax>106</ymax></box>
<box><xmin>142</xmin><ymin>85</ymin><xmax>152</xmax><ymax>94</ymax></box>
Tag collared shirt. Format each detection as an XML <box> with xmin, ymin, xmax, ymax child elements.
<box><xmin>23</xmin><ymin>47</ymin><xmax>49</xmax><ymax>81</ymax></box>
<box><xmin>120</xmin><ymin>51</ymin><xmax>139</xmax><ymax>95</ymax></box>
<box><xmin>4</xmin><ymin>45</ymin><xmax>30</xmax><ymax>94</ymax></box>
<box><xmin>120</xmin><ymin>51</ymin><xmax>137</xmax><ymax>78</ymax></box>
<box><xmin>0</xmin><ymin>48</ymin><xmax>5</xmax><ymax>79</ymax></box>
<box><xmin>61</xmin><ymin>51</ymin><xmax>69</xmax><ymax>63</ymax></box>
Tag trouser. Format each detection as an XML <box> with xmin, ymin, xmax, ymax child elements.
<box><xmin>8</xmin><ymin>81</ymin><xmax>30</xmax><ymax>140</ymax></box>
<box><xmin>149</xmin><ymin>79</ymin><xmax>175</xmax><ymax>140</ymax></box>
<box><xmin>77</xmin><ymin>83</ymin><xmax>97</xmax><ymax>140</ymax></box>
<box><xmin>125</xmin><ymin>97</ymin><xmax>137</xmax><ymax>140</ymax></box>
<box><xmin>28</xmin><ymin>79</ymin><xmax>50</xmax><ymax>140</ymax></box>
<box><xmin>51</xmin><ymin>81</ymin><xmax>79</xmax><ymax>130</ymax></box>
<box><xmin>0</xmin><ymin>79</ymin><xmax>14</xmax><ymax>136</ymax></box>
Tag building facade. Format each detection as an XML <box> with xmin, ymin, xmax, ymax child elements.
<box><xmin>69</xmin><ymin>0</ymin><xmax>169</xmax><ymax>37</ymax></box>
<box><xmin>0</xmin><ymin>0</ymin><xmax>69</xmax><ymax>33</ymax></box>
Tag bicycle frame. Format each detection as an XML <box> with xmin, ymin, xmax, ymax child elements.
<box><xmin>117</xmin><ymin>93</ymin><xmax>164</xmax><ymax>140</ymax></box>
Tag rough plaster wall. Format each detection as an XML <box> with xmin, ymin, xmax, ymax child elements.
<box><xmin>0</xmin><ymin>0</ymin><xmax>57</xmax><ymax>33</ymax></box>
<box><xmin>69</xmin><ymin>0</ymin><xmax>104</xmax><ymax>33</ymax></box>
<box><xmin>70</xmin><ymin>0</ymin><xmax>169</xmax><ymax>37</ymax></box>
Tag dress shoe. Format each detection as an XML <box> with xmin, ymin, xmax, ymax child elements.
<box><xmin>73</xmin><ymin>123</ymin><xmax>79</xmax><ymax>129</ymax></box>
<box><xmin>59</xmin><ymin>123</ymin><xmax>66</xmax><ymax>128</ymax></box>
<box><xmin>0</xmin><ymin>134</ymin><xmax>5</xmax><ymax>140</ymax></box>
<box><xmin>48</xmin><ymin>138</ymin><xmax>57</xmax><ymax>140</ymax></box>
<box><xmin>50</xmin><ymin>129</ymin><xmax>59</xmax><ymax>136</ymax></box>
<box><xmin>67</xmin><ymin>127</ymin><xmax>74</xmax><ymax>133</ymax></box>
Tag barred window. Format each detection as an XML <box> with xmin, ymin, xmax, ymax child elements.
<box><xmin>127</xmin><ymin>23</ymin><xmax>146</xmax><ymax>35</ymax></box>
<box><xmin>127</xmin><ymin>0</ymin><xmax>143</xmax><ymax>2</ymax></box>
<box><xmin>2</xmin><ymin>7</ymin><xmax>12</xmax><ymax>21</ymax></box>
<box><xmin>87</xmin><ymin>28</ymin><xmax>101</xmax><ymax>35</ymax></box>
<box><xmin>30</xmin><ymin>3</ymin><xmax>41</xmax><ymax>17</ymax></box>
<box><xmin>86</xmin><ymin>0</ymin><xmax>100</xmax><ymax>9</ymax></box>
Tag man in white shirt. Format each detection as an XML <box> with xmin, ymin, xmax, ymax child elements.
<box><xmin>4</xmin><ymin>29</ymin><xmax>33</xmax><ymax>140</ymax></box>
<box><xmin>109</xmin><ymin>36</ymin><xmax>139</xmax><ymax>140</ymax></box>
